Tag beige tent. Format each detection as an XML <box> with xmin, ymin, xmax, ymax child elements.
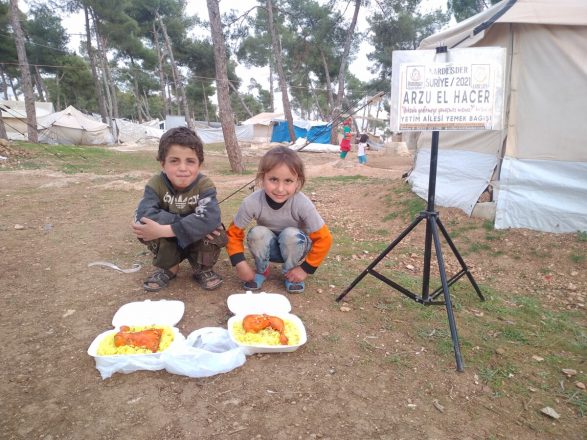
<box><xmin>408</xmin><ymin>0</ymin><xmax>587</xmax><ymax>232</ymax></box>
<box><xmin>241</xmin><ymin>112</ymin><xmax>284</xmax><ymax>143</ymax></box>
<box><xmin>0</xmin><ymin>100</ymin><xmax>55</xmax><ymax>140</ymax></box>
<box><xmin>37</xmin><ymin>105</ymin><xmax>114</xmax><ymax>145</ymax></box>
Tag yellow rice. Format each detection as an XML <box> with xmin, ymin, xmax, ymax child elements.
<box><xmin>231</xmin><ymin>319</ymin><xmax>301</xmax><ymax>346</ymax></box>
<box><xmin>96</xmin><ymin>325</ymin><xmax>175</xmax><ymax>356</ymax></box>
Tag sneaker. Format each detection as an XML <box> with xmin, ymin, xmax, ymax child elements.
<box><xmin>193</xmin><ymin>269</ymin><xmax>223</xmax><ymax>290</ymax></box>
<box><xmin>244</xmin><ymin>267</ymin><xmax>269</xmax><ymax>291</ymax></box>
<box><xmin>285</xmin><ymin>280</ymin><xmax>305</xmax><ymax>294</ymax></box>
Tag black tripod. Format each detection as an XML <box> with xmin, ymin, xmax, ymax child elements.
<box><xmin>336</xmin><ymin>129</ymin><xmax>485</xmax><ymax>372</ymax></box>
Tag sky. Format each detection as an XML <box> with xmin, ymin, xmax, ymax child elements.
<box><xmin>186</xmin><ymin>0</ymin><xmax>450</xmax><ymax>89</ymax></box>
<box><xmin>21</xmin><ymin>0</ymin><xmax>449</xmax><ymax>115</ymax></box>
<box><xmin>45</xmin><ymin>0</ymin><xmax>448</xmax><ymax>89</ymax></box>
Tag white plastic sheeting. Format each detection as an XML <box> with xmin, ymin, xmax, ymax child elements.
<box><xmin>114</xmin><ymin>118</ymin><xmax>163</xmax><ymax>144</ymax></box>
<box><xmin>289</xmin><ymin>138</ymin><xmax>339</xmax><ymax>153</ymax></box>
<box><xmin>196</xmin><ymin>125</ymin><xmax>254</xmax><ymax>144</ymax></box>
<box><xmin>408</xmin><ymin>148</ymin><xmax>497</xmax><ymax>215</ymax></box>
<box><xmin>495</xmin><ymin>158</ymin><xmax>587</xmax><ymax>232</ymax></box>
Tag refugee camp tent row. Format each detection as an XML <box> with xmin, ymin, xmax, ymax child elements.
<box><xmin>37</xmin><ymin>106</ymin><xmax>114</xmax><ymax>145</ymax></box>
<box><xmin>0</xmin><ymin>100</ymin><xmax>55</xmax><ymax>140</ymax></box>
<box><xmin>165</xmin><ymin>113</ymin><xmax>333</xmax><ymax>146</ymax></box>
<box><xmin>408</xmin><ymin>0</ymin><xmax>587</xmax><ymax>233</ymax></box>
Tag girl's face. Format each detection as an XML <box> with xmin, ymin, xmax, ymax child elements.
<box><xmin>261</xmin><ymin>163</ymin><xmax>299</xmax><ymax>203</ymax></box>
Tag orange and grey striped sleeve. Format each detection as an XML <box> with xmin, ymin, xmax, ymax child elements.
<box><xmin>226</xmin><ymin>221</ymin><xmax>247</xmax><ymax>266</ymax></box>
<box><xmin>300</xmin><ymin>224</ymin><xmax>333</xmax><ymax>274</ymax></box>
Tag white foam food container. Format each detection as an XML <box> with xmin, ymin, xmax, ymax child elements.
<box><xmin>87</xmin><ymin>299</ymin><xmax>186</xmax><ymax>359</ymax></box>
<box><xmin>226</xmin><ymin>291</ymin><xmax>307</xmax><ymax>355</ymax></box>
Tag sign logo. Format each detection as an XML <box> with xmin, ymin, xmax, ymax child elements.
<box><xmin>471</xmin><ymin>64</ymin><xmax>490</xmax><ymax>89</ymax></box>
<box><xmin>406</xmin><ymin>65</ymin><xmax>424</xmax><ymax>89</ymax></box>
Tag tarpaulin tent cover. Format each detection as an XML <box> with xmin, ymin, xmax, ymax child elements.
<box><xmin>271</xmin><ymin>120</ymin><xmax>332</xmax><ymax>144</ymax></box>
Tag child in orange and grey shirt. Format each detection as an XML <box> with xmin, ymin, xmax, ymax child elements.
<box><xmin>226</xmin><ymin>147</ymin><xmax>333</xmax><ymax>294</ymax></box>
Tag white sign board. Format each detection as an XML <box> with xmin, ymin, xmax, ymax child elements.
<box><xmin>390</xmin><ymin>47</ymin><xmax>506</xmax><ymax>131</ymax></box>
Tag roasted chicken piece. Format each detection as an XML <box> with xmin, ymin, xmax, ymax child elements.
<box><xmin>113</xmin><ymin>325</ymin><xmax>163</xmax><ymax>352</ymax></box>
<box><xmin>242</xmin><ymin>314</ymin><xmax>288</xmax><ymax>345</ymax></box>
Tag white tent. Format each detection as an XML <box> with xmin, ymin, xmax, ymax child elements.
<box><xmin>0</xmin><ymin>100</ymin><xmax>55</xmax><ymax>140</ymax></box>
<box><xmin>409</xmin><ymin>0</ymin><xmax>587</xmax><ymax>232</ymax></box>
<box><xmin>37</xmin><ymin>105</ymin><xmax>114</xmax><ymax>145</ymax></box>
<box><xmin>241</xmin><ymin>112</ymin><xmax>284</xmax><ymax>143</ymax></box>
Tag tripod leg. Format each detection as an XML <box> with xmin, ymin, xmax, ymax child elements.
<box><xmin>436</xmin><ymin>218</ymin><xmax>485</xmax><ymax>301</ymax></box>
<box><xmin>422</xmin><ymin>216</ymin><xmax>433</xmax><ymax>301</ymax></box>
<box><xmin>336</xmin><ymin>215</ymin><xmax>424</xmax><ymax>302</ymax></box>
<box><xmin>430</xmin><ymin>217</ymin><xmax>464</xmax><ymax>372</ymax></box>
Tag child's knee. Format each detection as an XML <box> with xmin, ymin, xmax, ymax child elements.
<box><xmin>247</xmin><ymin>226</ymin><xmax>274</xmax><ymax>250</ymax></box>
<box><xmin>247</xmin><ymin>226</ymin><xmax>274</xmax><ymax>259</ymax></box>
<box><xmin>279</xmin><ymin>227</ymin><xmax>309</xmax><ymax>256</ymax></box>
<box><xmin>247</xmin><ymin>225</ymin><xmax>272</xmax><ymax>242</ymax></box>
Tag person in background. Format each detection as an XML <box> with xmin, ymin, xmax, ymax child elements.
<box><xmin>357</xmin><ymin>133</ymin><xmax>369</xmax><ymax>165</ymax></box>
<box><xmin>226</xmin><ymin>146</ymin><xmax>333</xmax><ymax>294</ymax></box>
<box><xmin>132</xmin><ymin>127</ymin><xmax>227</xmax><ymax>292</ymax></box>
<box><xmin>339</xmin><ymin>117</ymin><xmax>353</xmax><ymax>159</ymax></box>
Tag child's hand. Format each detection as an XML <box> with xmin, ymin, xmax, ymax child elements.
<box><xmin>285</xmin><ymin>266</ymin><xmax>308</xmax><ymax>283</ymax></box>
<box><xmin>235</xmin><ymin>261</ymin><xmax>255</xmax><ymax>282</ymax></box>
<box><xmin>132</xmin><ymin>217</ymin><xmax>173</xmax><ymax>241</ymax></box>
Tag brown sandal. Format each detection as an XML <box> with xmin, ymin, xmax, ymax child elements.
<box><xmin>143</xmin><ymin>269</ymin><xmax>176</xmax><ymax>292</ymax></box>
<box><xmin>193</xmin><ymin>270</ymin><xmax>223</xmax><ymax>290</ymax></box>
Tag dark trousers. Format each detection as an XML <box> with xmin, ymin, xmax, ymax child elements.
<box><xmin>145</xmin><ymin>229</ymin><xmax>227</xmax><ymax>271</ymax></box>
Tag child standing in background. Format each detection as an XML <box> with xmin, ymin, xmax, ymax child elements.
<box><xmin>339</xmin><ymin>117</ymin><xmax>353</xmax><ymax>159</ymax></box>
<box><xmin>357</xmin><ymin>133</ymin><xmax>369</xmax><ymax>165</ymax></box>
<box><xmin>226</xmin><ymin>147</ymin><xmax>333</xmax><ymax>294</ymax></box>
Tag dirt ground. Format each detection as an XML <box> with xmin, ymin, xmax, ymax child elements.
<box><xmin>1</xmin><ymin>143</ymin><xmax>585</xmax><ymax>440</ymax></box>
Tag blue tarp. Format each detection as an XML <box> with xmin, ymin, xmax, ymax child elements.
<box><xmin>271</xmin><ymin>120</ymin><xmax>332</xmax><ymax>144</ymax></box>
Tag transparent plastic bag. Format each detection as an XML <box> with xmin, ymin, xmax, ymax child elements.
<box><xmin>162</xmin><ymin>327</ymin><xmax>246</xmax><ymax>378</ymax></box>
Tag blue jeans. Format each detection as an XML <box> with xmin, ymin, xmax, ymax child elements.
<box><xmin>246</xmin><ymin>226</ymin><xmax>311</xmax><ymax>274</ymax></box>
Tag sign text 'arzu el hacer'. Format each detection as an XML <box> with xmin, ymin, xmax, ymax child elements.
<box><xmin>390</xmin><ymin>47</ymin><xmax>506</xmax><ymax>132</ymax></box>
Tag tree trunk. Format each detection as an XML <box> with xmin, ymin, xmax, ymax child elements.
<box><xmin>156</xmin><ymin>13</ymin><xmax>192</xmax><ymax>129</ymax></box>
<box><xmin>9</xmin><ymin>76</ymin><xmax>19</xmax><ymax>100</ymax></box>
<box><xmin>9</xmin><ymin>0</ymin><xmax>37</xmax><ymax>142</ymax></box>
<box><xmin>33</xmin><ymin>66</ymin><xmax>45</xmax><ymax>101</ymax></box>
<box><xmin>320</xmin><ymin>50</ymin><xmax>335</xmax><ymax>112</ymax></box>
<box><xmin>201</xmin><ymin>82</ymin><xmax>209</xmax><ymax>124</ymax></box>
<box><xmin>269</xmin><ymin>61</ymin><xmax>274</xmax><ymax>112</ymax></box>
<box><xmin>131</xmin><ymin>66</ymin><xmax>144</xmax><ymax>122</ymax></box>
<box><xmin>153</xmin><ymin>22</ymin><xmax>169</xmax><ymax>118</ymax></box>
<box><xmin>99</xmin><ymin>34</ymin><xmax>119</xmax><ymax>119</ymax></box>
<box><xmin>228</xmin><ymin>81</ymin><xmax>253</xmax><ymax>119</ymax></box>
<box><xmin>332</xmin><ymin>0</ymin><xmax>361</xmax><ymax>133</ymax></box>
<box><xmin>95</xmin><ymin>31</ymin><xmax>114</xmax><ymax>120</ymax></box>
<box><xmin>142</xmin><ymin>91</ymin><xmax>152</xmax><ymax>120</ymax></box>
<box><xmin>267</xmin><ymin>0</ymin><xmax>295</xmax><ymax>142</ymax></box>
<box><xmin>207</xmin><ymin>0</ymin><xmax>244</xmax><ymax>173</ymax></box>
<box><xmin>309</xmin><ymin>78</ymin><xmax>324</xmax><ymax>120</ymax></box>
<box><xmin>84</xmin><ymin>6</ymin><xmax>108</xmax><ymax>123</ymax></box>
<box><xmin>55</xmin><ymin>73</ymin><xmax>64</xmax><ymax>111</ymax></box>
<box><xmin>0</xmin><ymin>66</ymin><xmax>9</xmax><ymax>100</ymax></box>
<box><xmin>0</xmin><ymin>112</ymin><xmax>7</xmax><ymax>139</ymax></box>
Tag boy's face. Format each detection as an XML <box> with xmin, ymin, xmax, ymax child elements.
<box><xmin>261</xmin><ymin>163</ymin><xmax>299</xmax><ymax>204</ymax></box>
<box><xmin>161</xmin><ymin>144</ymin><xmax>201</xmax><ymax>190</ymax></box>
